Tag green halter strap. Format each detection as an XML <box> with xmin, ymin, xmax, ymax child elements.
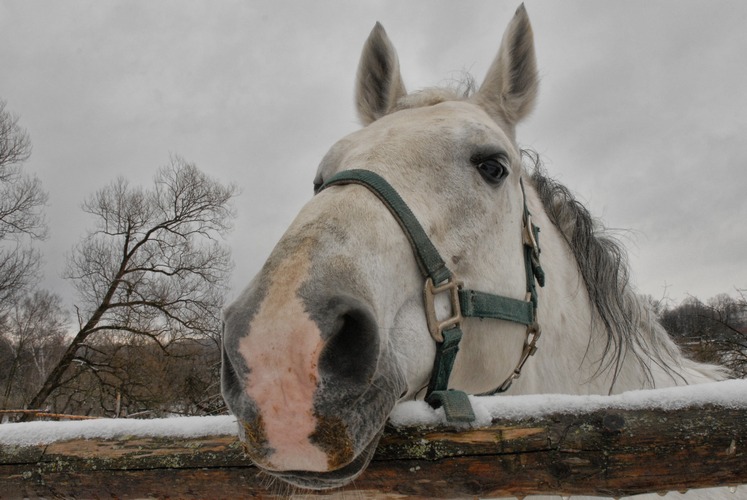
<box><xmin>320</xmin><ymin>169</ymin><xmax>544</xmax><ymax>422</ymax></box>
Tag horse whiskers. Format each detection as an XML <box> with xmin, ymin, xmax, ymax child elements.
<box><xmin>258</xmin><ymin>469</ymin><xmax>287</xmax><ymax>498</ymax></box>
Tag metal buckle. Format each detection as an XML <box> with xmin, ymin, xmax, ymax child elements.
<box><xmin>522</xmin><ymin>214</ymin><xmax>539</xmax><ymax>251</ymax></box>
<box><xmin>519</xmin><ymin>322</ymin><xmax>542</xmax><ymax>368</ymax></box>
<box><xmin>424</xmin><ymin>276</ymin><xmax>463</xmax><ymax>343</ymax></box>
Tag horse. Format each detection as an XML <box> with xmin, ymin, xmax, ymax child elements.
<box><xmin>221</xmin><ymin>5</ymin><xmax>735</xmax><ymax>498</ymax></box>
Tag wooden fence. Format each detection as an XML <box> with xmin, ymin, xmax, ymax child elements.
<box><xmin>1</xmin><ymin>386</ymin><xmax>746</xmax><ymax>498</ymax></box>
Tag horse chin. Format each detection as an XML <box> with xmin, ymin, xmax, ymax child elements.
<box><xmin>261</xmin><ymin>428</ymin><xmax>382</xmax><ymax>491</ymax></box>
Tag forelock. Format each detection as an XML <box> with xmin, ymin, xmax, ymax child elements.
<box><xmin>394</xmin><ymin>75</ymin><xmax>476</xmax><ymax>111</ymax></box>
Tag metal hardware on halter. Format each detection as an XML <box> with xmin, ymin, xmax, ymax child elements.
<box><xmin>424</xmin><ymin>276</ymin><xmax>463</xmax><ymax>343</ymax></box>
<box><xmin>523</xmin><ymin>213</ymin><xmax>539</xmax><ymax>251</ymax></box>
<box><xmin>491</xmin><ymin>321</ymin><xmax>542</xmax><ymax>394</ymax></box>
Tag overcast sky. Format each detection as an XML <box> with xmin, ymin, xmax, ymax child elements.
<box><xmin>1</xmin><ymin>1</ymin><xmax>746</xmax><ymax>311</ymax></box>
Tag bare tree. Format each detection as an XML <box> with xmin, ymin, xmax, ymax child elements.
<box><xmin>0</xmin><ymin>99</ymin><xmax>47</xmax><ymax>307</ymax></box>
<box><xmin>24</xmin><ymin>157</ymin><xmax>237</xmax><ymax>415</ymax></box>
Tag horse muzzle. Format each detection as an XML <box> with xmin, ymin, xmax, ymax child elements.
<box><xmin>221</xmin><ymin>264</ymin><xmax>405</xmax><ymax>488</ymax></box>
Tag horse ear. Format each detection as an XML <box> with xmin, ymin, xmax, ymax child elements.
<box><xmin>355</xmin><ymin>22</ymin><xmax>407</xmax><ymax>125</ymax></box>
<box><xmin>474</xmin><ymin>4</ymin><xmax>538</xmax><ymax>127</ymax></box>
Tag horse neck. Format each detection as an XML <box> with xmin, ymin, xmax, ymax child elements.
<box><xmin>510</xmin><ymin>179</ymin><xmax>724</xmax><ymax>396</ymax></box>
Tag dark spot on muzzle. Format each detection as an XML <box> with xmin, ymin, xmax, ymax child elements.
<box><xmin>309</xmin><ymin>415</ymin><xmax>354</xmax><ymax>470</ymax></box>
<box><xmin>239</xmin><ymin>414</ymin><xmax>274</xmax><ymax>465</ymax></box>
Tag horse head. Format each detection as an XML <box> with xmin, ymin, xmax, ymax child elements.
<box><xmin>223</xmin><ymin>5</ymin><xmax>543</xmax><ymax>489</ymax></box>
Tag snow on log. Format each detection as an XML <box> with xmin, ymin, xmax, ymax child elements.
<box><xmin>1</xmin><ymin>380</ymin><xmax>746</xmax><ymax>498</ymax></box>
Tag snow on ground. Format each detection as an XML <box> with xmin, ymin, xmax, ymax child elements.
<box><xmin>1</xmin><ymin>379</ymin><xmax>746</xmax><ymax>447</ymax></box>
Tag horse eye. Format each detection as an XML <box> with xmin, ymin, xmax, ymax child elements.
<box><xmin>474</xmin><ymin>156</ymin><xmax>509</xmax><ymax>185</ymax></box>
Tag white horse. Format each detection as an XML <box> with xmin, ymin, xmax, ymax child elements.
<box><xmin>221</xmin><ymin>5</ymin><xmax>737</xmax><ymax>498</ymax></box>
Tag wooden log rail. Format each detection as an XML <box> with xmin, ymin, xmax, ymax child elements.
<box><xmin>1</xmin><ymin>386</ymin><xmax>746</xmax><ymax>498</ymax></box>
<box><xmin>0</xmin><ymin>409</ymin><xmax>99</xmax><ymax>421</ymax></box>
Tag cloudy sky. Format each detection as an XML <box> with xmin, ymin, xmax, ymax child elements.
<box><xmin>1</xmin><ymin>1</ymin><xmax>745</xmax><ymax>311</ymax></box>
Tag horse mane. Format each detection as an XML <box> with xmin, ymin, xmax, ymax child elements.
<box><xmin>524</xmin><ymin>150</ymin><xmax>686</xmax><ymax>390</ymax></box>
<box><xmin>390</xmin><ymin>82</ymin><xmax>709</xmax><ymax>389</ymax></box>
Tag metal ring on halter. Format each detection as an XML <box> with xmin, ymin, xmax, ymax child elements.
<box><xmin>423</xmin><ymin>276</ymin><xmax>464</xmax><ymax>343</ymax></box>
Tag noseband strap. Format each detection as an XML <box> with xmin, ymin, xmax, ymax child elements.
<box><xmin>320</xmin><ymin>169</ymin><xmax>545</xmax><ymax>422</ymax></box>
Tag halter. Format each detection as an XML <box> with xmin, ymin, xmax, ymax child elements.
<box><xmin>319</xmin><ymin>169</ymin><xmax>545</xmax><ymax>422</ymax></box>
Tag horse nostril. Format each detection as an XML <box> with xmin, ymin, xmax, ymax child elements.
<box><xmin>319</xmin><ymin>306</ymin><xmax>379</xmax><ymax>386</ymax></box>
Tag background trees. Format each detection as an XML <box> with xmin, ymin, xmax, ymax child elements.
<box><xmin>23</xmin><ymin>157</ymin><xmax>237</xmax><ymax>417</ymax></box>
<box><xmin>42</xmin><ymin>336</ymin><xmax>224</xmax><ymax>417</ymax></box>
<box><xmin>0</xmin><ymin>101</ymin><xmax>66</xmax><ymax>418</ymax></box>
<box><xmin>660</xmin><ymin>291</ymin><xmax>747</xmax><ymax>378</ymax></box>
<box><xmin>0</xmin><ymin>101</ymin><xmax>237</xmax><ymax>419</ymax></box>
<box><xmin>0</xmin><ymin>290</ymin><xmax>68</xmax><ymax>410</ymax></box>
<box><xmin>0</xmin><ymin>100</ymin><xmax>47</xmax><ymax>310</ymax></box>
